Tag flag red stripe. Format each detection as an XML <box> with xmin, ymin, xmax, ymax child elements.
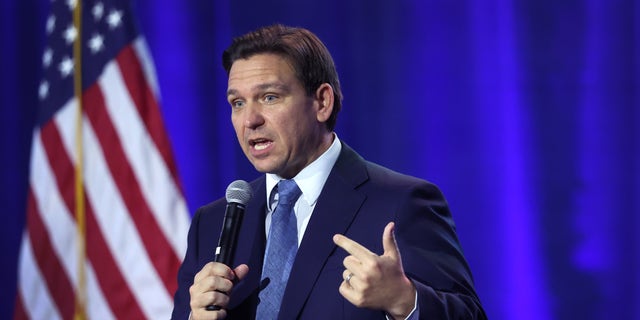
<box><xmin>116</xmin><ymin>45</ymin><xmax>184</xmax><ymax>195</ymax></box>
<box><xmin>13</xmin><ymin>279</ymin><xmax>29</xmax><ymax>320</ymax></box>
<box><xmin>83</xmin><ymin>83</ymin><xmax>180</xmax><ymax>294</ymax></box>
<box><xmin>41</xmin><ymin>122</ymin><xmax>76</xmax><ymax>216</ymax></box>
<box><xmin>26</xmin><ymin>188</ymin><xmax>74</xmax><ymax>320</ymax></box>
<box><xmin>40</xmin><ymin>120</ymin><xmax>146</xmax><ymax>319</ymax></box>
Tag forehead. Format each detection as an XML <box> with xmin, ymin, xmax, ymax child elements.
<box><xmin>227</xmin><ymin>54</ymin><xmax>298</xmax><ymax>91</ymax></box>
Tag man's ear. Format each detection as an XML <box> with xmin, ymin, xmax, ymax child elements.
<box><xmin>315</xmin><ymin>83</ymin><xmax>334</xmax><ymax>123</ymax></box>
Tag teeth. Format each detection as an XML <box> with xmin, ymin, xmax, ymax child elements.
<box><xmin>254</xmin><ymin>142</ymin><xmax>269</xmax><ymax>150</ymax></box>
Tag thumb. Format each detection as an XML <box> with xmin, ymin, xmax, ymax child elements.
<box><xmin>382</xmin><ymin>222</ymin><xmax>400</xmax><ymax>260</ymax></box>
<box><xmin>233</xmin><ymin>264</ymin><xmax>250</xmax><ymax>281</ymax></box>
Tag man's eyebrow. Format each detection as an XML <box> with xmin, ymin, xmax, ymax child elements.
<box><xmin>226</xmin><ymin>83</ymin><xmax>290</xmax><ymax>97</ymax></box>
<box><xmin>256</xmin><ymin>83</ymin><xmax>289</xmax><ymax>92</ymax></box>
<box><xmin>226</xmin><ymin>88</ymin><xmax>239</xmax><ymax>97</ymax></box>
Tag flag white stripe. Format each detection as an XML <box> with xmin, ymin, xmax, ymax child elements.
<box><xmin>100</xmin><ymin>60</ymin><xmax>189</xmax><ymax>257</ymax></box>
<box><xmin>18</xmin><ymin>233</ymin><xmax>62</xmax><ymax>320</ymax></box>
<box><xmin>81</xmin><ymin>114</ymin><xmax>173</xmax><ymax>318</ymax></box>
<box><xmin>133</xmin><ymin>37</ymin><xmax>160</xmax><ymax>98</ymax></box>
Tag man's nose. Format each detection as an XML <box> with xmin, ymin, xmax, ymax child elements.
<box><xmin>243</xmin><ymin>103</ymin><xmax>265</xmax><ymax>129</ymax></box>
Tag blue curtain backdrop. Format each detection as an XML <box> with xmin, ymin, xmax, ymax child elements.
<box><xmin>1</xmin><ymin>0</ymin><xmax>638</xmax><ymax>319</ymax></box>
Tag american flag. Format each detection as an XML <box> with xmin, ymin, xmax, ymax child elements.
<box><xmin>15</xmin><ymin>0</ymin><xmax>190</xmax><ymax>318</ymax></box>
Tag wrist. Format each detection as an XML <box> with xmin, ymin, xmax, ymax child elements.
<box><xmin>386</xmin><ymin>278</ymin><xmax>416</xmax><ymax>319</ymax></box>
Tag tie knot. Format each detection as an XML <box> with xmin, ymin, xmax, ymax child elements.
<box><xmin>276</xmin><ymin>179</ymin><xmax>302</xmax><ymax>205</ymax></box>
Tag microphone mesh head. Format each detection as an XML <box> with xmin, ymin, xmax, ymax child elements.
<box><xmin>226</xmin><ymin>180</ymin><xmax>253</xmax><ymax>205</ymax></box>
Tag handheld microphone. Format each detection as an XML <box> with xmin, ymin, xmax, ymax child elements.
<box><xmin>214</xmin><ymin>179</ymin><xmax>253</xmax><ymax>265</ymax></box>
<box><xmin>206</xmin><ymin>180</ymin><xmax>252</xmax><ymax>312</ymax></box>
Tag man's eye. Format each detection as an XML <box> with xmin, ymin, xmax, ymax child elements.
<box><xmin>264</xmin><ymin>95</ymin><xmax>278</xmax><ymax>103</ymax></box>
<box><xmin>231</xmin><ymin>100</ymin><xmax>245</xmax><ymax>108</ymax></box>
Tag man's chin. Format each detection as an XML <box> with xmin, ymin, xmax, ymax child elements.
<box><xmin>250</xmin><ymin>161</ymin><xmax>279</xmax><ymax>175</ymax></box>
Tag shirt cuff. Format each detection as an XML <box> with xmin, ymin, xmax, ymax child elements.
<box><xmin>385</xmin><ymin>289</ymin><xmax>419</xmax><ymax>320</ymax></box>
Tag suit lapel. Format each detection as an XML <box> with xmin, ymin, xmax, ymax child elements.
<box><xmin>278</xmin><ymin>143</ymin><xmax>369</xmax><ymax>319</ymax></box>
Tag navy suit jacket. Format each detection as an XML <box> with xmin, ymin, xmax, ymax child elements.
<box><xmin>172</xmin><ymin>143</ymin><xmax>486</xmax><ymax>319</ymax></box>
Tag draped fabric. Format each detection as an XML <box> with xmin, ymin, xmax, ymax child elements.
<box><xmin>7</xmin><ymin>0</ymin><xmax>190</xmax><ymax>318</ymax></box>
<box><xmin>1</xmin><ymin>0</ymin><xmax>638</xmax><ymax>319</ymax></box>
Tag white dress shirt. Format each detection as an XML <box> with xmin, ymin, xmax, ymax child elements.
<box><xmin>264</xmin><ymin>134</ymin><xmax>342</xmax><ymax>245</ymax></box>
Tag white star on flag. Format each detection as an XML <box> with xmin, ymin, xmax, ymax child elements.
<box><xmin>92</xmin><ymin>2</ymin><xmax>104</xmax><ymax>21</ymax></box>
<box><xmin>88</xmin><ymin>33</ymin><xmax>105</xmax><ymax>53</ymax></box>
<box><xmin>38</xmin><ymin>81</ymin><xmax>49</xmax><ymax>100</ymax></box>
<box><xmin>63</xmin><ymin>25</ymin><xmax>77</xmax><ymax>44</ymax></box>
<box><xmin>66</xmin><ymin>0</ymin><xmax>77</xmax><ymax>10</ymax></box>
<box><xmin>58</xmin><ymin>56</ymin><xmax>74</xmax><ymax>77</ymax></box>
<box><xmin>46</xmin><ymin>15</ymin><xmax>56</xmax><ymax>34</ymax></box>
<box><xmin>107</xmin><ymin>10</ymin><xmax>123</xmax><ymax>29</ymax></box>
<box><xmin>43</xmin><ymin>48</ymin><xmax>53</xmax><ymax>67</ymax></box>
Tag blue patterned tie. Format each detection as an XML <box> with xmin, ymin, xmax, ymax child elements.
<box><xmin>256</xmin><ymin>179</ymin><xmax>302</xmax><ymax>319</ymax></box>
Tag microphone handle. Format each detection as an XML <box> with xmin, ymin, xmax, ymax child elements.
<box><xmin>214</xmin><ymin>202</ymin><xmax>245</xmax><ymax>264</ymax></box>
<box><xmin>206</xmin><ymin>202</ymin><xmax>245</xmax><ymax>311</ymax></box>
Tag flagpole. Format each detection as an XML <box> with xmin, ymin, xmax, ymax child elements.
<box><xmin>72</xmin><ymin>0</ymin><xmax>87</xmax><ymax>319</ymax></box>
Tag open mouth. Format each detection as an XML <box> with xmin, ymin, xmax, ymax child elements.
<box><xmin>250</xmin><ymin>138</ymin><xmax>272</xmax><ymax>151</ymax></box>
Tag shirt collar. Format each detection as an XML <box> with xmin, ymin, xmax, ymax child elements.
<box><xmin>266</xmin><ymin>133</ymin><xmax>342</xmax><ymax>209</ymax></box>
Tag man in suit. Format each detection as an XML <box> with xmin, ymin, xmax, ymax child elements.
<box><xmin>172</xmin><ymin>24</ymin><xmax>486</xmax><ymax>319</ymax></box>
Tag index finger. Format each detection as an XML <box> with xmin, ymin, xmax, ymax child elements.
<box><xmin>333</xmin><ymin>234</ymin><xmax>375</xmax><ymax>259</ymax></box>
<box><xmin>194</xmin><ymin>262</ymin><xmax>234</xmax><ymax>283</ymax></box>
